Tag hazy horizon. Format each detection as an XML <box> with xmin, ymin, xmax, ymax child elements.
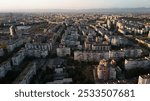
<box><xmin>0</xmin><ymin>0</ymin><xmax>150</xmax><ymax>12</ymax></box>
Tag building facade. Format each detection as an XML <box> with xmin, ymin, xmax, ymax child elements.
<box><xmin>0</xmin><ymin>48</ymin><xmax>4</xmax><ymax>56</ymax></box>
<box><xmin>57</xmin><ymin>47</ymin><xmax>71</xmax><ymax>57</ymax></box>
<box><xmin>0</xmin><ymin>59</ymin><xmax>11</xmax><ymax>78</ymax></box>
<box><xmin>12</xmin><ymin>48</ymin><xmax>25</xmax><ymax>66</ymax></box>
<box><xmin>97</xmin><ymin>59</ymin><xmax>117</xmax><ymax>80</ymax></box>
<box><xmin>125</xmin><ymin>58</ymin><xmax>150</xmax><ymax>70</ymax></box>
<box><xmin>7</xmin><ymin>38</ymin><xmax>24</xmax><ymax>52</ymax></box>
<box><xmin>74</xmin><ymin>51</ymin><xmax>109</xmax><ymax>62</ymax></box>
<box><xmin>92</xmin><ymin>43</ymin><xmax>111</xmax><ymax>51</ymax></box>
<box><xmin>138</xmin><ymin>74</ymin><xmax>150</xmax><ymax>84</ymax></box>
<box><xmin>25</xmin><ymin>42</ymin><xmax>52</xmax><ymax>58</ymax></box>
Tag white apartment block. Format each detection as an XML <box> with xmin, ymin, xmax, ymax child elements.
<box><xmin>25</xmin><ymin>43</ymin><xmax>52</xmax><ymax>58</ymax></box>
<box><xmin>74</xmin><ymin>51</ymin><xmax>109</xmax><ymax>62</ymax></box>
<box><xmin>74</xmin><ymin>48</ymin><xmax>143</xmax><ymax>62</ymax></box>
<box><xmin>25</xmin><ymin>43</ymin><xmax>52</xmax><ymax>52</ymax></box>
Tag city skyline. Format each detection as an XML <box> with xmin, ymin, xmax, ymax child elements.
<box><xmin>0</xmin><ymin>0</ymin><xmax>150</xmax><ymax>11</ymax></box>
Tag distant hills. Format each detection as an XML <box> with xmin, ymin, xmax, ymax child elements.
<box><xmin>0</xmin><ymin>8</ymin><xmax>150</xmax><ymax>13</ymax></box>
<box><xmin>82</xmin><ymin>8</ymin><xmax>150</xmax><ymax>13</ymax></box>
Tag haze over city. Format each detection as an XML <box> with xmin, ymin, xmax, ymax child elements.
<box><xmin>0</xmin><ymin>0</ymin><xmax>150</xmax><ymax>84</ymax></box>
<box><xmin>0</xmin><ymin>0</ymin><xmax>150</xmax><ymax>11</ymax></box>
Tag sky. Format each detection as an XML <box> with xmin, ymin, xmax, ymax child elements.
<box><xmin>0</xmin><ymin>0</ymin><xmax>150</xmax><ymax>11</ymax></box>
